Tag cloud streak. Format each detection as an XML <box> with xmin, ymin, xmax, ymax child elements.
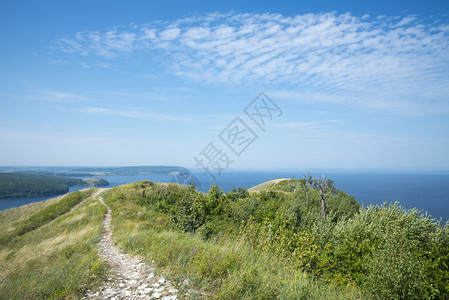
<box><xmin>28</xmin><ymin>90</ymin><xmax>90</xmax><ymax>102</ymax></box>
<box><xmin>72</xmin><ymin>106</ymin><xmax>192</xmax><ymax>122</ymax></box>
<box><xmin>55</xmin><ymin>12</ymin><xmax>449</xmax><ymax>114</ymax></box>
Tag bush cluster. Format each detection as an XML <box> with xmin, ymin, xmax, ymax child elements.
<box><xmin>106</xmin><ymin>180</ymin><xmax>449</xmax><ymax>299</ymax></box>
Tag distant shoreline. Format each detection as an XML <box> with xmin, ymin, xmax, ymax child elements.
<box><xmin>0</xmin><ymin>173</ymin><xmax>109</xmax><ymax>199</ymax></box>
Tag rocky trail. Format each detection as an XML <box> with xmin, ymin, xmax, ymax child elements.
<box><xmin>84</xmin><ymin>193</ymin><xmax>178</xmax><ymax>299</ymax></box>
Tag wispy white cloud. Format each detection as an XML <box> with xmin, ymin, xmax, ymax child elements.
<box><xmin>275</xmin><ymin>119</ymin><xmax>339</xmax><ymax>130</ymax></box>
<box><xmin>336</xmin><ymin>131</ymin><xmax>414</xmax><ymax>145</ymax></box>
<box><xmin>91</xmin><ymin>90</ymin><xmax>174</xmax><ymax>102</ymax></box>
<box><xmin>49</xmin><ymin>59</ymin><xmax>70</xmax><ymax>66</ymax></box>
<box><xmin>27</xmin><ymin>89</ymin><xmax>183</xmax><ymax>106</ymax></box>
<box><xmin>70</xmin><ymin>106</ymin><xmax>192</xmax><ymax>122</ymax></box>
<box><xmin>270</xmin><ymin>88</ymin><xmax>449</xmax><ymax>115</ymax></box>
<box><xmin>54</xmin><ymin>12</ymin><xmax>449</xmax><ymax>114</ymax></box>
<box><xmin>159</xmin><ymin>27</ymin><xmax>181</xmax><ymax>40</ymax></box>
<box><xmin>31</xmin><ymin>90</ymin><xmax>90</xmax><ymax>102</ymax></box>
<box><xmin>391</xmin><ymin>15</ymin><xmax>417</xmax><ymax>28</ymax></box>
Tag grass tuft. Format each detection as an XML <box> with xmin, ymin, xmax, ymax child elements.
<box><xmin>0</xmin><ymin>190</ymin><xmax>107</xmax><ymax>299</ymax></box>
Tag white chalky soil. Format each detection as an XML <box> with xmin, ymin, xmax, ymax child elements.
<box><xmin>84</xmin><ymin>196</ymin><xmax>178</xmax><ymax>300</ymax></box>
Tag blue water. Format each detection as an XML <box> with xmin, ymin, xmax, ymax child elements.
<box><xmin>1</xmin><ymin>171</ymin><xmax>448</xmax><ymax>224</ymax></box>
<box><xmin>0</xmin><ymin>185</ymin><xmax>89</xmax><ymax>212</ymax></box>
<box><xmin>199</xmin><ymin>171</ymin><xmax>449</xmax><ymax>224</ymax></box>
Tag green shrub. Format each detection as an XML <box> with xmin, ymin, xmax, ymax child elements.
<box><xmin>103</xmin><ymin>181</ymin><xmax>449</xmax><ymax>299</ymax></box>
<box><xmin>365</xmin><ymin>230</ymin><xmax>430</xmax><ymax>299</ymax></box>
<box><xmin>172</xmin><ymin>184</ymin><xmax>206</xmax><ymax>233</ymax></box>
<box><xmin>328</xmin><ymin>202</ymin><xmax>448</xmax><ymax>299</ymax></box>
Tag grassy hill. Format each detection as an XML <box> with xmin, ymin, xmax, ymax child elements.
<box><xmin>1</xmin><ymin>179</ymin><xmax>448</xmax><ymax>299</ymax></box>
<box><xmin>0</xmin><ymin>189</ymin><xmax>106</xmax><ymax>299</ymax></box>
<box><xmin>247</xmin><ymin>178</ymin><xmax>289</xmax><ymax>192</ymax></box>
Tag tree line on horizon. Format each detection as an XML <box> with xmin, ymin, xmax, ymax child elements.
<box><xmin>0</xmin><ymin>173</ymin><xmax>108</xmax><ymax>198</ymax></box>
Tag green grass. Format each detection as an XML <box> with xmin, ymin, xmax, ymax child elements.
<box><xmin>0</xmin><ymin>189</ymin><xmax>107</xmax><ymax>299</ymax></box>
<box><xmin>102</xmin><ymin>180</ymin><xmax>448</xmax><ymax>299</ymax></box>
<box><xmin>0</xmin><ymin>189</ymin><xmax>94</xmax><ymax>246</ymax></box>
<box><xmin>2</xmin><ymin>178</ymin><xmax>443</xmax><ymax>299</ymax></box>
<box><xmin>0</xmin><ymin>194</ymin><xmax>64</xmax><ymax>235</ymax></box>
<box><xmin>103</xmin><ymin>183</ymin><xmax>361</xmax><ymax>299</ymax></box>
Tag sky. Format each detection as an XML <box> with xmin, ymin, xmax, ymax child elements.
<box><xmin>1</xmin><ymin>0</ymin><xmax>449</xmax><ymax>172</ymax></box>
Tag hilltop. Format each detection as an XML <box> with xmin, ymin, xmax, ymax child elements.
<box><xmin>0</xmin><ymin>178</ymin><xmax>448</xmax><ymax>299</ymax></box>
<box><xmin>247</xmin><ymin>178</ymin><xmax>289</xmax><ymax>192</ymax></box>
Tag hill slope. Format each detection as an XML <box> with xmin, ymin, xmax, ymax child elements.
<box><xmin>0</xmin><ymin>189</ymin><xmax>106</xmax><ymax>299</ymax></box>
<box><xmin>1</xmin><ymin>179</ymin><xmax>448</xmax><ymax>299</ymax></box>
<box><xmin>101</xmin><ymin>180</ymin><xmax>448</xmax><ymax>299</ymax></box>
<box><xmin>247</xmin><ymin>178</ymin><xmax>288</xmax><ymax>192</ymax></box>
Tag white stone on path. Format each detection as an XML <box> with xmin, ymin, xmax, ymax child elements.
<box><xmin>83</xmin><ymin>194</ymin><xmax>178</xmax><ymax>300</ymax></box>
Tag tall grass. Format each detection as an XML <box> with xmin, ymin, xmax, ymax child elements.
<box><xmin>0</xmin><ymin>189</ymin><xmax>94</xmax><ymax>246</ymax></box>
<box><xmin>103</xmin><ymin>184</ymin><xmax>361</xmax><ymax>299</ymax></box>
<box><xmin>103</xmin><ymin>180</ymin><xmax>449</xmax><ymax>299</ymax></box>
<box><xmin>0</xmin><ymin>190</ymin><xmax>107</xmax><ymax>299</ymax></box>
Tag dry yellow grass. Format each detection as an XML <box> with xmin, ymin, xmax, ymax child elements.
<box><xmin>0</xmin><ymin>200</ymin><xmax>95</xmax><ymax>281</ymax></box>
<box><xmin>0</xmin><ymin>189</ymin><xmax>107</xmax><ymax>297</ymax></box>
<box><xmin>247</xmin><ymin>178</ymin><xmax>288</xmax><ymax>193</ymax></box>
<box><xmin>0</xmin><ymin>195</ymin><xmax>63</xmax><ymax>234</ymax></box>
<box><xmin>0</xmin><ymin>188</ymin><xmax>94</xmax><ymax>235</ymax></box>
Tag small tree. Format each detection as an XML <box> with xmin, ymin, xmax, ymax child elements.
<box><xmin>318</xmin><ymin>175</ymin><xmax>327</xmax><ymax>221</ymax></box>
<box><xmin>302</xmin><ymin>171</ymin><xmax>314</xmax><ymax>209</ymax></box>
<box><xmin>206</xmin><ymin>183</ymin><xmax>224</xmax><ymax>215</ymax></box>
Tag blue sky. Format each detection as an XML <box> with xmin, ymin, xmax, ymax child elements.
<box><xmin>1</xmin><ymin>0</ymin><xmax>449</xmax><ymax>171</ymax></box>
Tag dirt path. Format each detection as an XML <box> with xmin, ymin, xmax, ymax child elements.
<box><xmin>84</xmin><ymin>193</ymin><xmax>178</xmax><ymax>299</ymax></box>
<box><xmin>70</xmin><ymin>188</ymin><xmax>107</xmax><ymax>212</ymax></box>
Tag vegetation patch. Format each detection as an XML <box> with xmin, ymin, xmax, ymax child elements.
<box><xmin>0</xmin><ymin>189</ymin><xmax>94</xmax><ymax>246</ymax></box>
<box><xmin>0</xmin><ymin>192</ymin><xmax>107</xmax><ymax>299</ymax></box>
<box><xmin>103</xmin><ymin>179</ymin><xmax>448</xmax><ymax>299</ymax></box>
<box><xmin>1</xmin><ymin>176</ymin><xmax>447</xmax><ymax>299</ymax></box>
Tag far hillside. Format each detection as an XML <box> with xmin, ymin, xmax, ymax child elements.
<box><xmin>0</xmin><ymin>166</ymin><xmax>189</xmax><ymax>177</ymax></box>
<box><xmin>248</xmin><ymin>178</ymin><xmax>289</xmax><ymax>192</ymax></box>
<box><xmin>0</xmin><ymin>173</ymin><xmax>108</xmax><ymax>198</ymax></box>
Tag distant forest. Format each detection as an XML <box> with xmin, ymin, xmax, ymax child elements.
<box><xmin>0</xmin><ymin>173</ymin><xmax>108</xmax><ymax>198</ymax></box>
<box><xmin>0</xmin><ymin>166</ymin><xmax>189</xmax><ymax>177</ymax></box>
